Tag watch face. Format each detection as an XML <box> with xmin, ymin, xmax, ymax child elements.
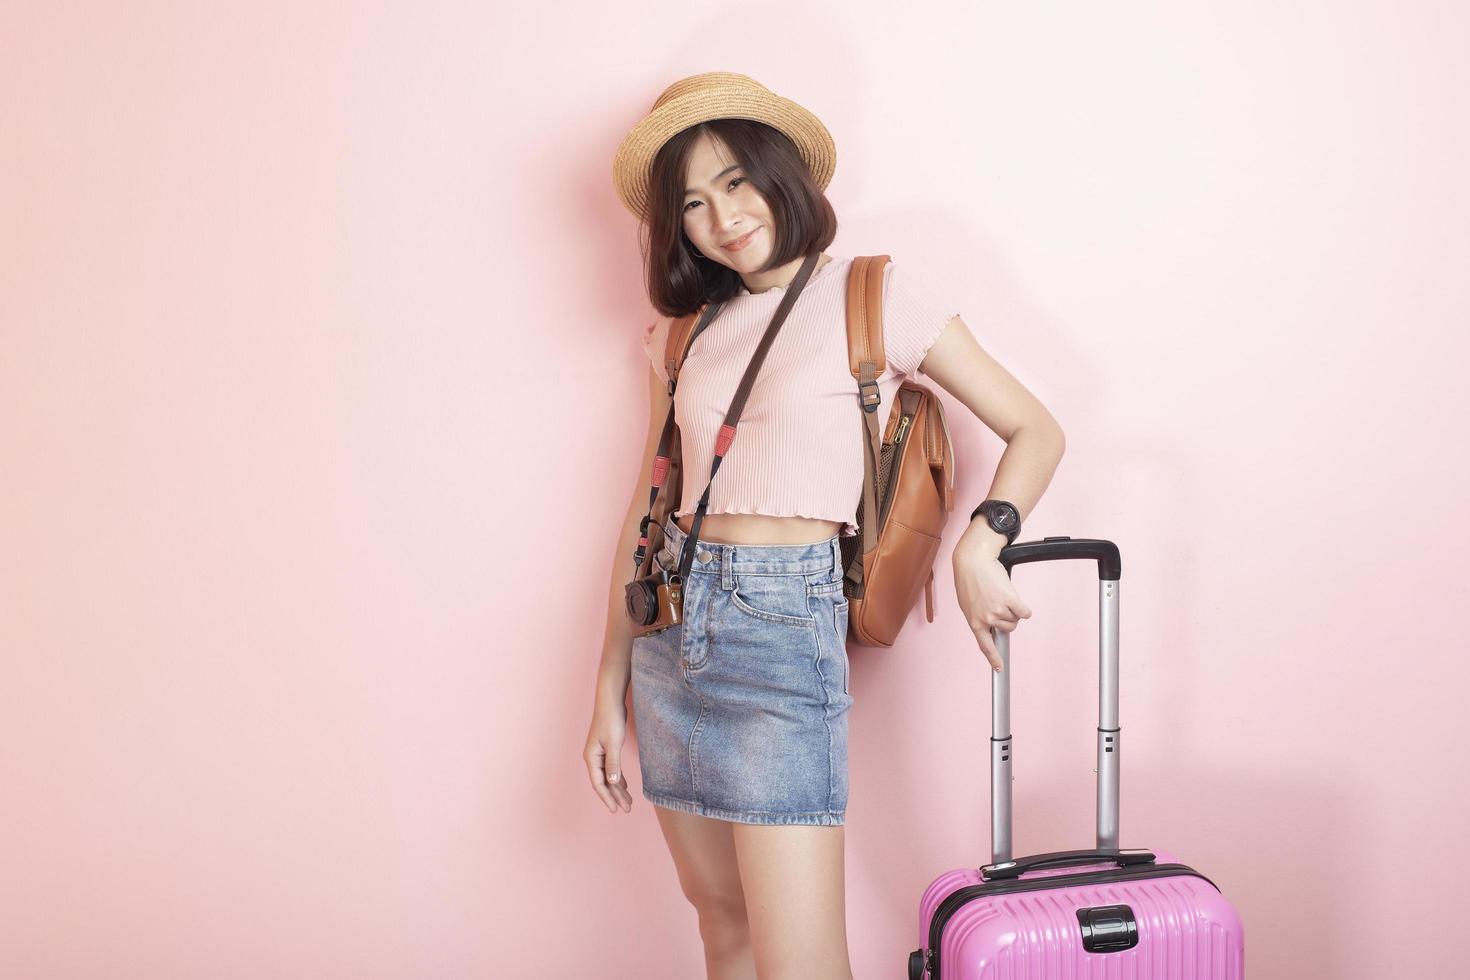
<box><xmin>993</xmin><ymin>506</ymin><xmax>1018</xmax><ymax>529</ymax></box>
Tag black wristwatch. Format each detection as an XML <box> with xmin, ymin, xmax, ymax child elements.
<box><xmin>969</xmin><ymin>499</ymin><xmax>1021</xmax><ymax>546</ymax></box>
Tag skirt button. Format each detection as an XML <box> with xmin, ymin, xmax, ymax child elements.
<box><xmin>696</xmin><ymin>550</ymin><xmax>713</xmax><ymax>563</ymax></box>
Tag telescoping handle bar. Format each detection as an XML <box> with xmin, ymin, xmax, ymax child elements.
<box><xmin>987</xmin><ymin>536</ymin><xmax>1122</xmax><ymax>867</ymax></box>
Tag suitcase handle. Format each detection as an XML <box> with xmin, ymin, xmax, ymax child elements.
<box><xmin>979</xmin><ymin>847</ymin><xmax>1156</xmax><ymax>881</ymax></box>
<box><xmin>998</xmin><ymin>535</ymin><xmax>1120</xmax><ymax>579</ymax></box>
<box><xmin>989</xmin><ymin>536</ymin><xmax>1123</xmax><ymax>865</ymax></box>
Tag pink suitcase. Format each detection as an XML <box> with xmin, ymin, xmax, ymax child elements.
<box><xmin>908</xmin><ymin>537</ymin><xmax>1245</xmax><ymax>978</ymax></box>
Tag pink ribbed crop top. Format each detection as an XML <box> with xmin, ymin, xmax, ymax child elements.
<box><xmin>639</xmin><ymin>254</ymin><xmax>961</xmax><ymax>538</ymax></box>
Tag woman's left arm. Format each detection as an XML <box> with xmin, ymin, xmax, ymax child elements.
<box><xmin>917</xmin><ymin>315</ymin><xmax>1067</xmax><ymax>672</ymax></box>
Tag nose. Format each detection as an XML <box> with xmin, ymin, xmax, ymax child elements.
<box><xmin>707</xmin><ymin>195</ymin><xmax>743</xmax><ymax>233</ymax></box>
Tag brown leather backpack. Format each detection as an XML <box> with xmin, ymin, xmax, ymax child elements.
<box><xmin>653</xmin><ymin>254</ymin><xmax>956</xmax><ymax>648</ymax></box>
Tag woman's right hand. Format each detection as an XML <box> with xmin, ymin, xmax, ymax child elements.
<box><xmin>584</xmin><ymin>703</ymin><xmax>633</xmax><ymax>814</ymax></box>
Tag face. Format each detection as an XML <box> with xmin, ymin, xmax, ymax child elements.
<box><xmin>680</xmin><ymin>131</ymin><xmax>776</xmax><ymax>275</ymax></box>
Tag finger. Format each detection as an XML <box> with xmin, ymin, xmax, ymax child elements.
<box><xmin>975</xmin><ymin>624</ymin><xmax>1003</xmax><ymax>672</ymax></box>
<box><xmin>604</xmin><ymin>740</ymin><xmax>635</xmax><ymax>810</ymax></box>
<box><xmin>606</xmin><ymin>755</ymin><xmax>632</xmax><ymax>811</ymax></box>
<box><xmin>585</xmin><ymin>751</ymin><xmax>617</xmax><ymax>813</ymax></box>
<box><xmin>609</xmin><ymin>774</ymin><xmax>632</xmax><ymax>810</ymax></box>
<box><xmin>990</xmin><ymin>613</ymin><xmax>1020</xmax><ymax>633</ymax></box>
<box><xmin>587</xmin><ymin>758</ymin><xmax>616</xmax><ymax>813</ymax></box>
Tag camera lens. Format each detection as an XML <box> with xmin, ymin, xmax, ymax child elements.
<box><xmin>625</xmin><ymin>581</ymin><xmax>657</xmax><ymax>625</ymax></box>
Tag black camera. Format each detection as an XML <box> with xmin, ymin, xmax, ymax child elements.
<box><xmin>625</xmin><ymin>550</ymin><xmax>683</xmax><ymax>636</ymax></box>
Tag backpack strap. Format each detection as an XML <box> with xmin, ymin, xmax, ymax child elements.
<box><xmin>843</xmin><ymin>255</ymin><xmax>891</xmax><ymax>596</ymax></box>
<box><xmin>632</xmin><ymin>301</ymin><xmax>721</xmax><ymax>561</ymax></box>
<box><xmin>663</xmin><ymin>310</ymin><xmax>698</xmax><ymax>393</ymax></box>
<box><xmin>664</xmin><ymin>301</ymin><xmax>730</xmax><ymax>387</ymax></box>
<box><xmin>845</xmin><ymin>255</ymin><xmax>889</xmax><ymax>379</ymax></box>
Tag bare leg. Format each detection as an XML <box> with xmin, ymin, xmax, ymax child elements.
<box><xmin>731</xmin><ymin>824</ymin><xmax>853</xmax><ymax>980</ymax></box>
<box><xmin>653</xmin><ymin>805</ymin><xmax>758</xmax><ymax>980</ymax></box>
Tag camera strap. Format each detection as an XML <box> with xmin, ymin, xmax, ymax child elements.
<box><xmin>669</xmin><ymin>250</ymin><xmax>823</xmax><ymax>585</ymax></box>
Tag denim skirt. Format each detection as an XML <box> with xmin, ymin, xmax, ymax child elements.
<box><xmin>630</xmin><ymin>513</ymin><xmax>853</xmax><ymax>826</ymax></box>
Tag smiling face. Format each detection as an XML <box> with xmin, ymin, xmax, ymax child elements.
<box><xmin>680</xmin><ymin>131</ymin><xmax>777</xmax><ymax>277</ymax></box>
<box><xmin>641</xmin><ymin>118</ymin><xmax>838</xmax><ymax>315</ymax></box>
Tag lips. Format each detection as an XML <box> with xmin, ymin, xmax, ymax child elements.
<box><xmin>721</xmin><ymin>226</ymin><xmax>760</xmax><ymax>251</ymax></box>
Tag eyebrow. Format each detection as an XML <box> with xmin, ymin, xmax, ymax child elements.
<box><xmin>685</xmin><ymin>164</ymin><xmax>742</xmax><ymax>197</ymax></box>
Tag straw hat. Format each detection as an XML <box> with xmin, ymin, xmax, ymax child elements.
<box><xmin>611</xmin><ymin>72</ymin><xmax>836</xmax><ymax>224</ymax></box>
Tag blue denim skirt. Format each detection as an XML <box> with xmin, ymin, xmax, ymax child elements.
<box><xmin>630</xmin><ymin>513</ymin><xmax>853</xmax><ymax>826</ymax></box>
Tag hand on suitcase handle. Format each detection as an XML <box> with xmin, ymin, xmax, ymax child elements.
<box><xmin>958</xmin><ymin>535</ymin><xmax>1119</xmax><ymax>675</ymax></box>
<box><xmin>951</xmin><ymin>544</ymin><xmax>1033</xmax><ymax>673</ymax></box>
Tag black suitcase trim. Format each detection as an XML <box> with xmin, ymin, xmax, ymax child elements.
<box><xmin>917</xmin><ymin>862</ymin><xmax>1220</xmax><ymax>979</ymax></box>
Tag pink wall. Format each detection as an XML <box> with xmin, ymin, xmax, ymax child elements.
<box><xmin>3</xmin><ymin>3</ymin><xmax>1466</xmax><ymax>977</ymax></box>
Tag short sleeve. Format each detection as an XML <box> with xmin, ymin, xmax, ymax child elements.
<box><xmin>640</xmin><ymin>316</ymin><xmax>672</xmax><ymax>385</ymax></box>
<box><xmin>881</xmin><ymin>262</ymin><xmax>961</xmax><ymax>377</ymax></box>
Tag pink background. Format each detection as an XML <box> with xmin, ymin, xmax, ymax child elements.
<box><xmin>3</xmin><ymin>3</ymin><xmax>1466</xmax><ymax>977</ymax></box>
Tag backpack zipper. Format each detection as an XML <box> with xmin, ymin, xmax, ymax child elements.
<box><xmin>878</xmin><ymin>410</ymin><xmax>914</xmax><ymax>528</ymax></box>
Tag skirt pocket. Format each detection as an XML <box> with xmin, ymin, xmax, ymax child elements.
<box><xmin>728</xmin><ymin>573</ymin><xmax>816</xmax><ymax>628</ymax></box>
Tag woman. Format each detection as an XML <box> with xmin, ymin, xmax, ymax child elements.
<box><xmin>584</xmin><ymin>72</ymin><xmax>1066</xmax><ymax>979</ymax></box>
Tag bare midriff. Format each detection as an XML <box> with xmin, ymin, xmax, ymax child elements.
<box><xmin>675</xmin><ymin>512</ymin><xmax>844</xmax><ymax>545</ymax></box>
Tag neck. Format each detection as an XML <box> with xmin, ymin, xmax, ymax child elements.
<box><xmin>742</xmin><ymin>252</ymin><xmax>830</xmax><ymax>294</ymax></box>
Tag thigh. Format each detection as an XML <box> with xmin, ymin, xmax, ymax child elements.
<box><xmin>731</xmin><ymin>824</ymin><xmax>852</xmax><ymax>979</ymax></box>
<box><xmin>653</xmin><ymin>805</ymin><xmax>748</xmax><ymax>918</ymax></box>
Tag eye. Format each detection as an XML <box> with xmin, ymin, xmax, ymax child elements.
<box><xmin>684</xmin><ymin>176</ymin><xmax>748</xmax><ymax>212</ymax></box>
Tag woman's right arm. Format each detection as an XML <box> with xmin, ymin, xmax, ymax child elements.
<box><xmin>592</xmin><ymin>362</ymin><xmax>673</xmax><ymax>714</ymax></box>
<box><xmin>584</xmin><ymin>363</ymin><xmax>671</xmax><ymax>814</ymax></box>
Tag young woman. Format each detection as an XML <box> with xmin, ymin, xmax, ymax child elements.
<box><xmin>585</xmin><ymin>72</ymin><xmax>1066</xmax><ymax>979</ymax></box>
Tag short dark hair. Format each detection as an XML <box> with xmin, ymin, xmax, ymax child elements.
<box><xmin>640</xmin><ymin>119</ymin><xmax>838</xmax><ymax>317</ymax></box>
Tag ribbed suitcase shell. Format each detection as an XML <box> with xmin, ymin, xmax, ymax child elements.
<box><xmin>909</xmin><ymin>538</ymin><xmax>1244</xmax><ymax>977</ymax></box>
<box><xmin>917</xmin><ymin>850</ymin><xmax>1244</xmax><ymax>978</ymax></box>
